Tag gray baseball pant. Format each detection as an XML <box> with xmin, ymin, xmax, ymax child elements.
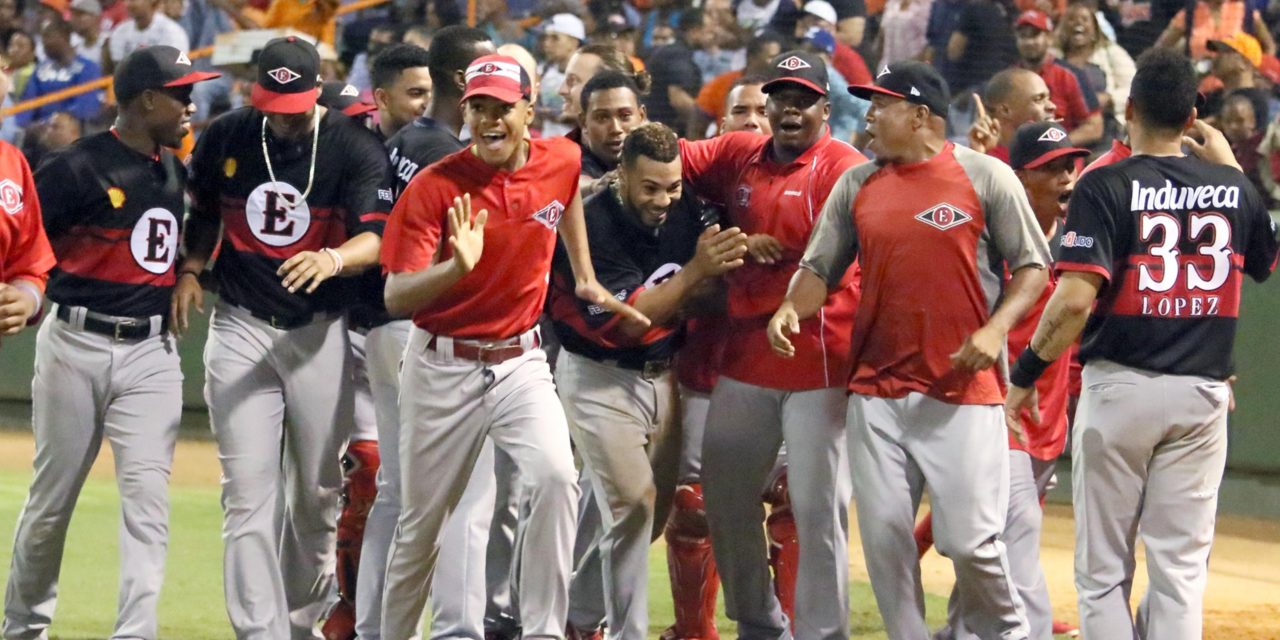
<box><xmin>1072</xmin><ymin>359</ymin><xmax>1229</xmax><ymax>640</ymax></box>
<box><xmin>701</xmin><ymin>377</ymin><xmax>851</xmax><ymax>640</ymax></box>
<box><xmin>567</xmin><ymin>471</ymin><xmax>606</xmax><ymax>632</ymax></box>
<box><xmin>204</xmin><ymin>301</ymin><xmax>351</xmax><ymax>640</ymax></box>
<box><xmin>849</xmin><ymin>392</ymin><xmax>1028</xmax><ymax>640</ymax></box>
<box><xmin>4</xmin><ymin>309</ymin><xmax>182</xmax><ymax>640</ymax></box>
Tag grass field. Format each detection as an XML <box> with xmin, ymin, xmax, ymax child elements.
<box><xmin>0</xmin><ymin>431</ymin><xmax>1272</xmax><ymax>639</ymax></box>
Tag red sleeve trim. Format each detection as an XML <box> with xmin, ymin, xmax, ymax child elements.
<box><xmin>1055</xmin><ymin>261</ymin><xmax>1111</xmax><ymax>282</ymax></box>
<box><xmin>360</xmin><ymin>212</ymin><xmax>390</xmax><ymax>223</ymax></box>
<box><xmin>590</xmin><ymin>286</ymin><xmax>646</xmax><ymax>342</ymax></box>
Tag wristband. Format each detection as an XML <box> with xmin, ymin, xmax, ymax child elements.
<box><xmin>1010</xmin><ymin>347</ymin><xmax>1052</xmax><ymax>388</ymax></box>
<box><xmin>11</xmin><ymin>280</ymin><xmax>42</xmax><ymax>321</ymax></box>
<box><xmin>177</xmin><ymin>269</ymin><xmax>201</xmax><ymax>281</ymax></box>
<box><xmin>322</xmin><ymin>247</ymin><xmax>344</xmax><ymax>276</ymax></box>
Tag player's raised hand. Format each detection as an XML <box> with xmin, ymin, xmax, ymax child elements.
<box><xmin>0</xmin><ymin>283</ymin><xmax>37</xmax><ymax>336</ymax></box>
<box><xmin>690</xmin><ymin>224</ymin><xmax>749</xmax><ymax>277</ymax></box>
<box><xmin>1004</xmin><ymin>384</ymin><xmax>1039</xmax><ymax>447</ymax></box>
<box><xmin>448</xmin><ymin>193</ymin><xmax>489</xmax><ymax>274</ymax></box>
<box><xmin>745</xmin><ymin>233</ymin><xmax>784</xmax><ymax>264</ymax></box>
<box><xmin>1183</xmin><ymin>119</ymin><xmax>1242</xmax><ymax>171</ymax></box>
<box><xmin>967</xmin><ymin>94</ymin><xmax>1000</xmax><ymax>154</ymax></box>
<box><xmin>575</xmin><ymin>279</ymin><xmax>651</xmax><ymax>327</ymax></box>
<box><xmin>170</xmin><ymin>270</ymin><xmax>205</xmax><ymax>338</ymax></box>
<box><xmin>767</xmin><ymin>301</ymin><xmax>801</xmax><ymax>358</ymax></box>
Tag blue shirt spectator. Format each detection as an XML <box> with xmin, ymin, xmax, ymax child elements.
<box><xmin>16</xmin><ymin>21</ymin><xmax>103</xmax><ymax>127</ymax></box>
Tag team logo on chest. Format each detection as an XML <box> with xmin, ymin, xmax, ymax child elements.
<box><xmin>0</xmin><ymin>179</ymin><xmax>23</xmax><ymax>215</ymax></box>
<box><xmin>914</xmin><ymin>202</ymin><xmax>972</xmax><ymax>231</ymax></box>
<box><xmin>246</xmin><ymin>182</ymin><xmax>311</xmax><ymax>246</ymax></box>
<box><xmin>130</xmin><ymin>208</ymin><xmax>179</xmax><ymax>274</ymax></box>
<box><xmin>532</xmin><ymin>200</ymin><xmax>565</xmax><ymax>229</ymax></box>
<box><xmin>645</xmin><ymin>263</ymin><xmax>682</xmax><ymax>289</ymax></box>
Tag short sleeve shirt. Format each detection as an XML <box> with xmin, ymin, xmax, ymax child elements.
<box><xmin>1027</xmin><ymin>56</ymin><xmax>1099</xmax><ymax>132</ymax></box>
<box><xmin>645</xmin><ymin>43</ymin><xmax>703</xmax><ymax>129</ymax></box>
<box><xmin>0</xmin><ymin>141</ymin><xmax>53</xmax><ymax>290</ymax></box>
<box><xmin>108</xmin><ymin>14</ymin><xmax>190</xmax><ymax>64</ymax></box>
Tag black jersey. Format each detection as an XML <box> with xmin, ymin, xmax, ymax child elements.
<box><xmin>548</xmin><ymin>184</ymin><xmax>707</xmax><ymax>365</ymax></box>
<box><xmin>188</xmin><ymin>107</ymin><xmax>394</xmax><ymax>320</ymax></box>
<box><xmin>1058</xmin><ymin>154</ymin><xmax>1279</xmax><ymax>379</ymax></box>
<box><xmin>38</xmin><ymin>131</ymin><xmax>187</xmax><ymax>317</ymax></box>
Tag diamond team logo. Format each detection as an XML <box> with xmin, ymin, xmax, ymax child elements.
<box><xmin>0</xmin><ymin>179</ymin><xmax>22</xmax><ymax>215</ymax></box>
<box><xmin>777</xmin><ymin>56</ymin><xmax>811</xmax><ymax>70</ymax></box>
<box><xmin>1038</xmin><ymin>127</ymin><xmax>1068</xmax><ymax>142</ymax></box>
<box><xmin>340</xmin><ymin>84</ymin><xmax>359</xmax><ymax>97</ymax></box>
<box><xmin>914</xmin><ymin>203</ymin><xmax>973</xmax><ymax>231</ymax></box>
<box><xmin>267</xmin><ymin>66</ymin><xmax>301</xmax><ymax>84</ymax></box>
<box><xmin>532</xmin><ymin>200</ymin><xmax>565</xmax><ymax>229</ymax></box>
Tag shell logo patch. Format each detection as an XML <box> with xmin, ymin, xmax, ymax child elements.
<box><xmin>108</xmin><ymin>187</ymin><xmax>126</xmax><ymax>209</ymax></box>
<box><xmin>224</xmin><ymin>158</ymin><xmax>237</xmax><ymax>178</ymax></box>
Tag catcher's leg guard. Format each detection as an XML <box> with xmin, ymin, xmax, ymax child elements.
<box><xmin>914</xmin><ymin>511</ymin><xmax>934</xmax><ymax>559</ymax></box>
<box><xmin>763</xmin><ymin>472</ymin><xmax>798</xmax><ymax>624</ymax></box>
<box><xmin>322</xmin><ymin>439</ymin><xmax>381</xmax><ymax>640</ymax></box>
<box><xmin>661</xmin><ymin>483</ymin><xmax>719</xmax><ymax>640</ymax></box>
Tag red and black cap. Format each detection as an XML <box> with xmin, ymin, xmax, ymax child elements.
<box><xmin>461</xmin><ymin>54</ymin><xmax>533</xmax><ymax>104</ymax></box>
<box><xmin>1014</xmin><ymin>10</ymin><xmax>1053</xmax><ymax>33</ymax></box>
<box><xmin>849</xmin><ymin>60</ymin><xmax>950</xmax><ymax>119</ymax></box>
<box><xmin>762</xmin><ymin>50</ymin><xmax>828</xmax><ymax>96</ymax></box>
<box><xmin>318</xmin><ymin>81</ymin><xmax>377</xmax><ymax>117</ymax></box>
<box><xmin>1010</xmin><ymin>121</ymin><xmax>1089</xmax><ymax>170</ymax></box>
<box><xmin>113</xmin><ymin>45</ymin><xmax>221</xmax><ymax>103</ymax></box>
<box><xmin>251</xmin><ymin>36</ymin><xmax>321</xmax><ymax>114</ymax></box>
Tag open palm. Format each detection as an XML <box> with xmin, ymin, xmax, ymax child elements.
<box><xmin>448</xmin><ymin>193</ymin><xmax>489</xmax><ymax>274</ymax></box>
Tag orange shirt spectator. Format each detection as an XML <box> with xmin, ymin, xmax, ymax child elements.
<box><xmin>1158</xmin><ymin>0</ymin><xmax>1274</xmax><ymax>59</ymax></box>
<box><xmin>263</xmin><ymin>0</ymin><xmax>336</xmax><ymax>45</ymax></box>
<box><xmin>696</xmin><ymin>69</ymin><xmax>741</xmax><ymax>118</ymax></box>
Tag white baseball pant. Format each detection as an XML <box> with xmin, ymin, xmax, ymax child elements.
<box><xmin>701</xmin><ymin>377</ymin><xmax>852</xmax><ymax>640</ymax></box>
<box><xmin>1072</xmin><ymin>359</ymin><xmax>1229</xmax><ymax>640</ymax></box>
<box><xmin>4</xmin><ymin>309</ymin><xmax>182</xmax><ymax>640</ymax></box>
<box><xmin>849</xmin><ymin>392</ymin><xmax>1028</xmax><ymax>640</ymax></box>
<box><xmin>381</xmin><ymin>327</ymin><xmax>578</xmax><ymax>639</ymax></box>
<box><xmin>203</xmin><ymin>301</ymin><xmax>351</xmax><ymax>639</ymax></box>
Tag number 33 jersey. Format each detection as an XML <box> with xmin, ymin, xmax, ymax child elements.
<box><xmin>1059</xmin><ymin>154</ymin><xmax>1280</xmax><ymax>379</ymax></box>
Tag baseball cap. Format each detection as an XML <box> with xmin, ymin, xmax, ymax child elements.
<box><xmin>1009</xmin><ymin>121</ymin><xmax>1089</xmax><ymax>170</ymax></box>
<box><xmin>318</xmin><ymin>81</ymin><xmax>376</xmax><ymax>117</ymax></box>
<box><xmin>763</xmin><ymin>50</ymin><xmax>828</xmax><ymax>96</ymax></box>
<box><xmin>850</xmin><ymin>60</ymin><xmax>950</xmax><ymax>118</ymax></box>
<box><xmin>113</xmin><ymin>45</ymin><xmax>221</xmax><ymax>103</ymax></box>
<box><xmin>803</xmin><ymin>26</ymin><xmax>836</xmax><ymax>55</ymax></box>
<box><xmin>1208</xmin><ymin>32</ymin><xmax>1264</xmax><ymax>69</ymax></box>
<box><xmin>541</xmin><ymin>13</ymin><xmax>586</xmax><ymax>42</ymax></box>
<box><xmin>462</xmin><ymin>54</ymin><xmax>533</xmax><ymax>104</ymax></box>
<box><xmin>604</xmin><ymin>13</ymin><xmax>637</xmax><ymax>34</ymax></box>
<box><xmin>251</xmin><ymin>36</ymin><xmax>322</xmax><ymax>114</ymax></box>
<box><xmin>1015</xmin><ymin>10</ymin><xmax>1053</xmax><ymax>33</ymax></box>
<box><xmin>802</xmin><ymin>0</ymin><xmax>838</xmax><ymax>25</ymax></box>
<box><xmin>69</xmin><ymin>0</ymin><xmax>100</xmax><ymax>16</ymax></box>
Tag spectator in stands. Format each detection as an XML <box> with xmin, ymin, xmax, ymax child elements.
<box><xmin>1015</xmin><ymin>9</ymin><xmax>1103</xmax><ymax>145</ymax></box>
<box><xmin>15</xmin><ymin>19</ymin><xmax>102</xmax><ymax>127</ymax></box>
<box><xmin>1157</xmin><ymin>0</ymin><xmax>1275</xmax><ymax>59</ymax></box>
<box><xmin>644</xmin><ymin>8</ymin><xmax>706</xmax><ymax>135</ymax></box>
<box><xmin>474</xmin><ymin>0</ymin><xmax>526</xmax><ymax>47</ymax></box>
<box><xmin>802</xmin><ymin>25</ymin><xmax>867</xmax><ymax>141</ymax></box>
<box><xmin>923</xmin><ymin>0</ymin><xmax>964</xmax><ymax>77</ymax></box>
<box><xmin>347</xmin><ymin>23</ymin><xmax>400</xmax><ymax>94</ymax></box>
<box><xmin>772</xmin><ymin>0</ymin><xmax>867</xmax><ymax>48</ymax></box>
<box><xmin>968</xmin><ymin>67</ymin><xmax>1057</xmax><ymax>160</ymax></box>
<box><xmin>262</xmin><ymin>0</ymin><xmax>338</xmax><ymax>45</ymax></box>
<box><xmin>370</xmin><ymin>42</ymin><xmax>431</xmax><ymax>140</ymax></box>
<box><xmin>720</xmin><ymin>74</ymin><xmax>770</xmax><ymax>134</ymax></box>
<box><xmin>20</xmin><ymin>109</ymin><xmax>80</xmax><ymax>166</ymax></box>
<box><xmin>791</xmin><ymin>0</ymin><xmax>873</xmax><ymax>86</ymax></box>
<box><xmin>877</xmin><ymin>0</ymin><xmax>933</xmax><ymax>65</ymax></box>
<box><xmin>1058</xmin><ymin>1</ymin><xmax>1134</xmax><ymax>123</ymax></box>
<box><xmin>1202</xmin><ymin>32</ymin><xmax>1272</xmax><ymax>123</ymax></box>
<box><xmin>695</xmin><ymin>30</ymin><xmax>783</xmax><ymax>132</ymax></box>
<box><xmin>1219</xmin><ymin>90</ymin><xmax>1266</xmax><ymax>192</ymax></box>
<box><xmin>5</xmin><ymin>31</ymin><xmax>36</xmax><ymax>100</ymax></box>
<box><xmin>1103</xmin><ymin>0</ymin><xmax>1181</xmax><ymax>57</ymax></box>
<box><xmin>105</xmin><ymin>0</ymin><xmax>189</xmax><ymax>72</ymax></box>
<box><xmin>559</xmin><ymin>43</ymin><xmax>648</xmax><ymax>127</ymax></box>
<box><xmin>738</xmin><ymin>0</ymin><xmax>781</xmax><ymax>33</ymax></box>
<box><xmin>0</xmin><ymin>0</ymin><xmax>20</xmax><ymax>47</ymax></box>
<box><xmin>641</xmin><ymin>0</ymin><xmax>685</xmax><ymax>50</ymax></box>
<box><xmin>161</xmin><ymin>0</ymin><xmax>182</xmax><ymax>20</ymax></box>
<box><xmin>536</xmin><ymin>13</ymin><xmax>584</xmax><ymax>137</ymax></box>
<box><xmin>945</xmin><ymin>0</ymin><xmax>1017</xmax><ymax>94</ymax></box>
<box><xmin>69</xmin><ymin>0</ymin><xmax>104</xmax><ymax>68</ymax></box>
<box><xmin>695</xmin><ymin>0</ymin><xmax>748</xmax><ymax>83</ymax></box>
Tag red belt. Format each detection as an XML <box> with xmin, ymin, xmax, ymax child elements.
<box><xmin>427</xmin><ymin>332</ymin><xmax>542</xmax><ymax>365</ymax></box>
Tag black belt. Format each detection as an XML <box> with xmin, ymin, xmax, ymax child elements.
<box><xmin>56</xmin><ymin>305</ymin><xmax>166</xmax><ymax>341</ymax></box>
<box><xmin>246</xmin><ymin>308</ymin><xmax>334</xmax><ymax>330</ymax></box>
<box><xmin>598</xmin><ymin>355</ymin><xmax>673</xmax><ymax>378</ymax></box>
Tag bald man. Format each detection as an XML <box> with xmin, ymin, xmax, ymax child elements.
<box><xmin>968</xmin><ymin>68</ymin><xmax>1057</xmax><ymax>163</ymax></box>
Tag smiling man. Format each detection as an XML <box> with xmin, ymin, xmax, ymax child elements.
<box><xmin>577</xmin><ymin>71</ymin><xmax>647</xmax><ymax>181</ymax></box>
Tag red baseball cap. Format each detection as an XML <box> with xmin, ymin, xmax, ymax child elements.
<box><xmin>461</xmin><ymin>54</ymin><xmax>532</xmax><ymax>105</ymax></box>
<box><xmin>251</xmin><ymin>37</ymin><xmax>322</xmax><ymax>114</ymax></box>
<box><xmin>1015</xmin><ymin>10</ymin><xmax>1053</xmax><ymax>33</ymax></box>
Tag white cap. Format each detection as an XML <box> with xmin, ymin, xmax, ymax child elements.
<box><xmin>803</xmin><ymin>0</ymin><xmax>838</xmax><ymax>25</ymax></box>
<box><xmin>543</xmin><ymin>13</ymin><xmax>586</xmax><ymax>42</ymax></box>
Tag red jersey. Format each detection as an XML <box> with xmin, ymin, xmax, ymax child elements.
<box><xmin>1082</xmin><ymin>139</ymin><xmax>1131</xmax><ymax>176</ymax></box>
<box><xmin>0</xmin><ymin>141</ymin><xmax>53</xmax><ymax>293</ymax></box>
<box><xmin>675</xmin><ymin>317</ymin><xmax>727</xmax><ymax>393</ymax></box>
<box><xmin>382</xmin><ymin>137</ymin><xmax>582</xmax><ymax>341</ymax></box>
<box><xmin>680</xmin><ymin>130</ymin><xmax>867</xmax><ymax>390</ymax></box>
<box><xmin>1022</xmin><ymin>56</ymin><xmax>1098</xmax><ymax>133</ymax></box>
<box><xmin>1006</xmin><ymin>241</ymin><xmax>1069</xmax><ymax>459</ymax></box>
<box><xmin>801</xmin><ymin>143</ymin><xmax>1052</xmax><ymax>405</ymax></box>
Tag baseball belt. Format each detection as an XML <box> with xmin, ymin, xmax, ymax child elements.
<box><xmin>55</xmin><ymin>304</ymin><xmax>168</xmax><ymax>341</ymax></box>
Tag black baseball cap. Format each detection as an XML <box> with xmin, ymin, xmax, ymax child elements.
<box><xmin>849</xmin><ymin>60</ymin><xmax>950</xmax><ymax>119</ymax></box>
<box><xmin>318</xmin><ymin>81</ymin><xmax>377</xmax><ymax>117</ymax></box>
<box><xmin>113</xmin><ymin>45</ymin><xmax>220</xmax><ymax>103</ymax></box>
<box><xmin>252</xmin><ymin>36</ymin><xmax>321</xmax><ymax>114</ymax></box>
<box><xmin>1009</xmin><ymin>121</ymin><xmax>1089</xmax><ymax>170</ymax></box>
<box><xmin>762</xmin><ymin>50</ymin><xmax>828</xmax><ymax>96</ymax></box>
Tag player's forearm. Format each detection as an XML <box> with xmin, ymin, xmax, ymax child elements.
<box><xmin>384</xmin><ymin>262</ymin><xmax>467</xmax><ymax>318</ymax></box>
<box><xmin>1026</xmin><ymin>273</ymin><xmax>1101</xmax><ymax>362</ymax></box>
<box><xmin>332</xmin><ymin>231</ymin><xmax>381</xmax><ymax>275</ymax></box>
<box><xmin>985</xmin><ymin>265</ymin><xmax>1048</xmax><ymax>336</ymax></box>
<box><xmin>783</xmin><ymin>268</ymin><xmax>831</xmax><ymax>321</ymax></box>
<box><xmin>624</xmin><ymin>268</ymin><xmax>705</xmax><ymax>338</ymax></box>
<box><xmin>558</xmin><ymin>196</ymin><xmax>600</xmax><ymax>287</ymax></box>
<box><xmin>178</xmin><ymin>215</ymin><xmax>221</xmax><ymax>274</ymax></box>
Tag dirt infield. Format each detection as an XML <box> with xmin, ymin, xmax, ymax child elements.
<box><xmin>0</xmin><ymin>431</ymin><xmax>1275</xmax><ymax>638</ymax></box>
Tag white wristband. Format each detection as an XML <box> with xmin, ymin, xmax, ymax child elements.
<box><xmin>322</xmin><ymin>247</ymin><xmax>344</xmax><ymax>276</ymax></box>
<box><xmin>11</xmin><ymin>280</ymin><xmax>42</xmax><ymax>319</ymax></box>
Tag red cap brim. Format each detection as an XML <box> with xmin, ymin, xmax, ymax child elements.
<box><xmin>165</xmin><ymin>70</ymin><xmax>222</xmax><ymax>88</ymax></box>
<box><xmin>342</xmin><ymin>102</ymin><xmax>378</xmax><ymax>117</ymax></box>
<box><xmin>763</xmin><ymin>77</ymin><xmax>827</xmax><ymax>96</ymax></box>
<box><xmin>848</xmin><ymin>83</ymin><xmax>907</xmax><ymax>102</ymax></box>
<box><xmin>252</xmin><ymin>84</ymin><xmax>320</xmax><ymax>114</ymax></box>
<box><xmin>1023</xmin><ymin>146</ymin><xmax>1090</xmax><ymax>170</ymax></box>
<box><xmin>461</xmin><ymin>85</ymin><xmax>526</xmax><ymax>105</ymax></box>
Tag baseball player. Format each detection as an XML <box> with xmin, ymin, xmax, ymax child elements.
<box><xmin>3</xmin><ymin>45</ymin><xmax>217</xmax><ymax>639</ymax></box>
<box><xmin>174</xmin><ymin>36</ymin><xmax>394</xmax><ymax>638</ymax></box>
<box><xmin>770</xmin><ymin>60</ymin><xmax>1051</xmax><ymax>640</ymax></box>
<box><xmin>552</xmin><ymin>122</ymin><xmax>747</xmax><ymax>640</ymax></box>
<box><xmin>370</xmin><ymin>43</ymin><xmax>433</xmax><ymax>141</ymax></box>
<box><xmin>377</xmin><ymin>54</ymin><xmax>641</xmax><ymax>640</ymax></box>
<box><xmin>0</xmin><ymin>70</ymin><xmax>53</xmax><ymax>342</ymax></box>
<box><xmin>720</xmin><ymin>76</ymin><xmax>771</xmax><ymax>136</ymax></box>
<box><xmin>1006</xmin><ymin>49</ymin><xmax>1279</xmax><ymax>640</ymax></box>
<box><xmin>678</xmin><ymin>50</ymin><xmax>866</xmax><ymax>640</ymax></box>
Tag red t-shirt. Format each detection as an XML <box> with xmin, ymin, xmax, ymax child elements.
<box><xmin>1006</xmin><ymin>265</ymin><xmax>1069</xmax><ymax>459</ymax></box>
<box><xmin>381</xmin><ymin>137</ymin><xmax>582</xmax><ymax>340</ymax></box>
<box><xmin>680</xmin><ymin>130</ymin><xmax>867</xmax><ymax>390</ymax></box>
<box><xmin>833</xmin><ymin>44</ymin><xmax>873</xmax><ymax>87</ymax></box>
<box><xmin>676</xmin><ymin>316</ymin><xmax>727</xmax><ymax>393</ymax></box>
<box><xmin>1024</xmin><ymin>56</ymin><xmax>1098</xmax><ymax>133</ymax></box>
<box><xmin>1081</xmin><ymin>139</ymin><xmax>1132</xmax><ymax>176</ymax></box>
<box><xmin>0</xmin><ymin>141</ymin><xmax>53</xmax><ymax>293</ymax></box>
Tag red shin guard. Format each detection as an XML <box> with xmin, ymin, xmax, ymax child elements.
<box><xmin>322</xmin><ymin>439</ymin><xmax>380</xmax><ymax>640</ymax></box>
<box><xmin>661</xmin><ymin>483</ymin><xmax>720</xmax><ymax>640</ymax></box>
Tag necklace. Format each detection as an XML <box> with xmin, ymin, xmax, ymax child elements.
<box><xmin>261</xmin><ymin>109</ymin><xmax>321</xmax><ymax>201</ymax></box>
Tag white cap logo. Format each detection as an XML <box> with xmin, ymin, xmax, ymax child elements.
<box><xmin>1038</xmin><ymin>127</ymin><xmax>1067</xmax><ymax>142</ymax></box>
<box><xmin>465</xmin><ymin>59</ymin><xmax>522</xmax><ymax>83</ymax></box>
<box><xmin>267</xmin><ymin>67</ymin><xmax>301</xmax><ymax>85</ymax></box>
<box><xmin>777</xmin><ymin>55</ymin><xmax>811</xmax><ymax>71</ymax></box>
<box><xmin>340</xmin><ymin>84</ymin><xmax>359</xmax><ymax>97</ymax></box>
<box><xmin>877</xmin><ymin>66</ymin><xmax>891</xmax><ymax>78</ymax></box>
<box><xmin>910</xmin><ymin>86</ymin><xmax>921</xmax><ymax>96</ymax></box>
<box><xmin>176</xmin><ymin>51</ymin><xmax>191</xmax><ymax>65</ymax></box>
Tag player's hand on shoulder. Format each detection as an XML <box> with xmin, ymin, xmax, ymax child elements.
<box><xmin>1184</xmin><ymin>120</ymin><xmax>1243</xmax><ymax>172</ymax></box>
<box><xmin>170</xmin><ymin>270</ymin><xmax>206</xmax><ymax>338</ymax></box>
<box><xmin>767</xmin><ymin>301</ymin><xmax>801</xmax><ymax>358</ymax></box>
<box><xmin>1004</xmin><ymin>384</ymin><xmax>1038</xmax><ymax>447</ymax></box>
<box><xmin>446</xmin><ymin>193</ymin><xmax>488</xmax><ymax>276</ymax></box>
<box><xmin>0</xmin><ymin>283</ymin><xmax>38</xmax><ymax>336</ymax></box>
<box><xmin>950</xmin><ymin>324</ymin><xmax>1004</xmax><ymax>372</ymax></box>
<box><xmin>745</xmin><ymin>233</ymin><xmax>784</xmax><ymax>265</ymax></box>
<box><xmin>691</xmin><ymin>224</ymin><xmax>749</xmax><ymax>278</ymax></box>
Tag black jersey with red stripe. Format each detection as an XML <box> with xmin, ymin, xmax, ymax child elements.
<box><xmin>549</xmin><ymin>184</ymin><xmax>707</xmax><ymax>363</ymax></box>
<box><xmin>1059</xmin><ymin>154</ymin><xmax>1279</xmax><ymax>379</ymax></box>
<box><xmin>38</xmin><ymin>131</ymin><xmax>186</xmax><ymax>317</ymax></box>
<box><xmin>189</xmin><ymin>107</ymin><xmax>394</xmax><ymax>319</ymax></box>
